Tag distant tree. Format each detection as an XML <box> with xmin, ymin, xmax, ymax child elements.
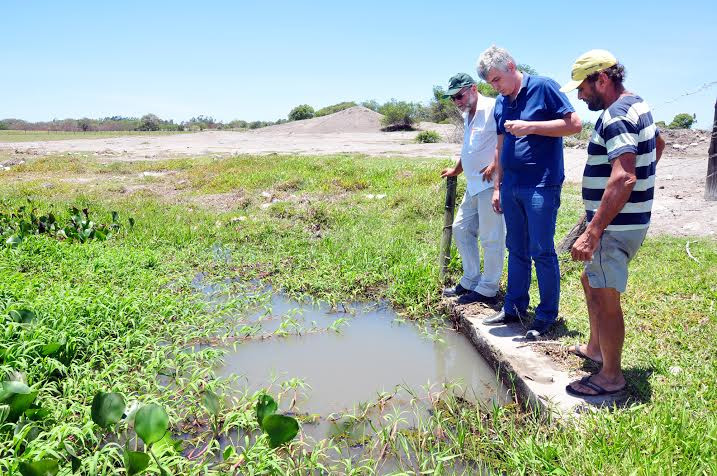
<box><xmin>315</xmin><ymin>101</ymin><xmax>357</xmax><ymax>117</ymax></box>
<box><xmin>476</xmin><ymin>82</ymin><xmax>498</xmax><ymax>98</ymax></box>
<box><xmin>137</xmin><ymin>114</ymin><xmax>161</xmax><ymax>131</ymax></box>
<box><xmin>379</xmin><ymin>100</ymin><xmax>420</xmax><ymax>130</ymax></box>
<box><xmin>669</xmin><ymin>113</ymin><xmax>696</xmax><ymax>129</ymax></box>
<box><xmin>517</xmin><ymin>64</ymin><xmax>538</xmax><ymax>75</ymax></box>
<box><xmin>228</xmin><ymin>120</ymin><xmax>248</xmax><ymax>129</ymax></box>
<box><xmin>361</xmin><ymin>100</ymin><xmax>381</xmax><ymax>112</ymax></box>
<box><xmin>288</xmin><ymin>104</ymin><xmax>315</xmax><ymax>121</ymax></box>
<box><xmin>78</xmin><ymin>118</ymin><xmax>92</xmax><ymax>132</ymax></box>
<box><xmin>427</xmin><ymin>86</ymin><xmax>461</xmax><ymax>123</ymax></box>
<box><xmin>0</xmin><ymin>120</ymin><xmax>8</xmax><ymax>130</ymax></box>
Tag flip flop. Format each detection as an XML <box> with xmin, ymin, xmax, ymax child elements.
<box><xmin>566</xmin><ymin>375</ymin><xmax>625</xmax><ymax>397</ymax></box>
<box><xmin>567</xmin><ymin>344</ymin><xmax>603</xmax><ymax>364</ymax></box>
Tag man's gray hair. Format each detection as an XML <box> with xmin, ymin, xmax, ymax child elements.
<box><xmin>476</xmin><ymin>46</ymin><xmax>515</xmax><ymax>80</ymax></box>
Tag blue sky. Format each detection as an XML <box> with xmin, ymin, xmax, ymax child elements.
<box><xmin>2</xmin><ymin>0</ymin><xmax>716</xmax><ymax>128</ymax></box>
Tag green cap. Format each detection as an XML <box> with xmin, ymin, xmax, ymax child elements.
<box><xmin>443</xmin><ymin>73</ymin><xmax>476</xmax><ymax>98</ymax></box>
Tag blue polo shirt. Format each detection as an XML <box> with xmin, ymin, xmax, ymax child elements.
<box><xmin>494</xmin><ymin>74</ymin><xmax>575</xmax><ymax>187</ymax></box>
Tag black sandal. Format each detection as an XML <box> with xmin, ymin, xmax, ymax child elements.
<box><xmin>566</xmin><ymin>375</ymin><xmax>625</xmax><ymax>397</ymax></box>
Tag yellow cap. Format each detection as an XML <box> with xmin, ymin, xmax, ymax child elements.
<box><xmin>560</xmin><ymin>49</ymin><xmax>618</xmax><ymax>92</ymax></box>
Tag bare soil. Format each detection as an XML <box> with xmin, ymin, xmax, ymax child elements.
<box><xmin>1</xmin><ymin>106</ymin><xmax>713</xmax><ymax>237</ymax></box>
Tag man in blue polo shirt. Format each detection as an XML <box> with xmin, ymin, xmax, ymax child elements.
<box><xmin>477</xmin><ymin>46</ymin><xmax>582</xmax><ymax>339</ymax></box>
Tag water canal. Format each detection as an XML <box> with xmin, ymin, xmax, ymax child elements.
<box><xmin>192</xmin><ymin>274</ymin><xmax>508</xmax><ymax>469</ymax></box>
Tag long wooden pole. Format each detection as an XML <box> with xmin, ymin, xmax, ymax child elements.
<box><xmin>439</xmin><ymin>176</ymin><xmax>458</xmax><ymax>282</ymax></box>
<box><xmin>706</xmin><ymin>99</ymin><xmax>717</xmax><ymax>201</ymax></box>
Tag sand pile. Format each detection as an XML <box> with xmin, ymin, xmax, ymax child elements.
<box><xmin>252</xmin><ymin>106</ymin><xmax>384</xmax><ymax>134</ymax></box>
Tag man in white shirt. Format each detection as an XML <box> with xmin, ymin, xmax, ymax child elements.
<box><xmin>441</xmin><ymin>73</ymin><xmax>506</xmax><ymax>304</ymax></box>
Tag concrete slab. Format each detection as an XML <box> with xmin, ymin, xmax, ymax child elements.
<box><xmin>443</xmin><ymin>299</ymin><xmax>624</xmax><ymax>416</ymax></box>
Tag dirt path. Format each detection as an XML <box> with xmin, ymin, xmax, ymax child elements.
<box><xmin>2</xmin><ymin>126</ymin><xmax>713</xmax><ymax>238</ymax></box>
<box><xmin>0</xmin><ymin>130</ymin><xmax>459</xmax><ymax>161</ymax></box>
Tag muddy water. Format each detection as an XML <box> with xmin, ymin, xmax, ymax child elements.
<box><xmin>201</xmin><ymin>281</ymin><xmax>509</xmax><ymax>447</ymax></box>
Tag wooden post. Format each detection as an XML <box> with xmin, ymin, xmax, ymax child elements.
<box><xmin>556</xmin><ymin>213</ymin><xmax>587</xmax><ymax>254</ymax></box>
<box><xmin>439</xmin><ymin>176</ymin><xmax>458</xmax><ymax>282</ymax></box>
<box><xmin>706</xmin><ymin>99</ymin><xmax>717</xmax><ymax>201</ymax></box>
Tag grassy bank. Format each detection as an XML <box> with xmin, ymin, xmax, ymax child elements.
<box><xmin>1</xmin><ymin>153</ymin><xmax>715</xmax><ymax>474</ymax></box>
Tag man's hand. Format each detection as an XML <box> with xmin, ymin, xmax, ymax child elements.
<box><xmin>571</xmin><ymin>229</ymin><xmax>600</xmax><ymax>262</ymax></box>
<box><xmin>481</xmin><ymin>163</ymin><xmax>495</xmax><ymax>182</ymax></box>
<box><xmin>441</xmin><ymin>167</ymin><xmax>460</xmax><ymax>178</ymax></box>
<box><xmin>491</xmin><ymin>189</ymin><xmax>502</xmax><ymax>214</ymax></box>
<box><xmin>504</xmin><ymin>120</ymin><xmax>534</xmax><ymax>137</ymax></box>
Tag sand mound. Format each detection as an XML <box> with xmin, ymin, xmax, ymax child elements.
<box><xmin>252</xmin><ymin>106</ymin><xmax>384</xmax><ymax>134</ymax></box>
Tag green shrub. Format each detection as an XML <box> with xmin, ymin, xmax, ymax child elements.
<box><xmin>137</xmin><ymin>114</ymin><xmax>161</xmax><ymax>131</ymax></box>
<box><xmin>361</xmin><ymin>100</ymin><xmax>381</xmax><ymax>112</ymax></box>
<box><xmin>668</xmin><ymin>113</ymin><xmax>695</xmax><ymax>129</ymax></box>
<box><xmin>416</xmin><ymin>130</ymin><xmax>441</xmax><ymax>143</ymax></box>
<box><xmin>476</xmin><ymin>82</ymin><xmax>498</xmax><ymax>98</ymax></box>
<box><xmin>655</xmin><ymin>120</ymin><xmax>667</xmax><ymax>129</ymax></box>
<box><xmin>288</xmin><ymin>104</ymin><xmax>315</xmax><ymax>121</ymax></box>
<box><xmin>379</xmin><ymin>100</ymin><xmax>420</xmax><ymax>130</ymax></box>
<box><xmin>315</xmin><ymin>102</ymin><xmax>356</xmax><ymax>117</ymax></box>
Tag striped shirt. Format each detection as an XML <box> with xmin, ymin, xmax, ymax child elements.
<box><xmin>583</xmin><ymin>95</ymin><xmax>658</xmax><ymax>231</ymax></box>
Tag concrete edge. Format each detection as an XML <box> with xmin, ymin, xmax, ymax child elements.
<box><xmin>442</xmin><ymin>300</ymin><xmax>624</xmax><ymax>417</ymax></box>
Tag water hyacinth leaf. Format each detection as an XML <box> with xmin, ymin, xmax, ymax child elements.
<box><xmin>41</xmin><ymin>342</ymin><xmax>63</xmax><ymax>356</ymax></box>
<box><xmin>24</xmin><ymin>406</ymin><xmax>51</xmax><ymax>421</ymax></box>
<box><xmin>202</xmin><ymin>390</ymin><xmax>220</xmax><ymax>417</ymax></box>
<box><xmin>94</xmin><ymin>228</ymin><xmax>107</xmax><ymax>241</ymax></box>
<box><xmin>6</xmin><ymin>235</ymin><xmax>22</xmax><ymax>247</ymax></box>
<box><xmin>9</xmin><ymin>309</ymin><xmax>36</xmax><ymax>324</ymax></box>
<box><xmin>262</xmin><ymin>414</ymin><xmax>299</xmax><ymax>448</ymax></box>
<box><xmin>0</xmin><ymin>380</ymin><xmax>31</xmax><ymax>400</ymax></box>
<box><xmin>0</xmin><ymin>382</ymin><xmax>37</xmax><ymax>422</ymax></box>
<box><xmin>256</xmin><ymin>394</ymin><xmax>277</xmax><ymax>431</ymax></box>
<box><xmin>91</xmin><ymin>392</ymin><xmax>125</xmax><ymax>428</ymax></box>
<box><xmin>135</xmin><ymin>403</ymin><xmax>169</xmax><ymax>445</ymax></box>
<box><xmin>18</xmin><ymin>459</ymin><xmax>60</xmax><ymax>476</ymax></box>
<box><xmin>123</xmin><ymin>450</ymin><xmax>150</xmax><ymax>476</ymax></box>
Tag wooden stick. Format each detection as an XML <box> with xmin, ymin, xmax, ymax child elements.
<box><xmin>439</xmin><ymin>176</ymin><xmax>457</xmax><ymax>283</ymax></box>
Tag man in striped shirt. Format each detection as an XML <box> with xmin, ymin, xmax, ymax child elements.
<box><xmin>560</xmin><ymin>50</ymin><xmax>665</xmax><ymax>397</ymax></box>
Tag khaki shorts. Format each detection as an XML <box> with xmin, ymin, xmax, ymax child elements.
<box><xmin>585</xmin><ymin>228</ymin><xmax>647</xmax><ymax>293</ymax></box>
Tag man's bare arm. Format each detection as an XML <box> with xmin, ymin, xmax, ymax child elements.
<box><xmin>441</xmin><ymin>156</ymin><xmax>463</xmax><ymax>177</ymax></box>
<box><xmin>655</xmin><ymin>133</ymin><xmax>665</xmax><ymax>164</ymax></box>
<box><xmin>491</xmin><ymin>135</ymin><xmax>504</xmax><ymax>214</ymax></box>
<box><xmin>571</xmin><ymin>152</ymin><xmax>637</xmax><ymax>261</ymax></box>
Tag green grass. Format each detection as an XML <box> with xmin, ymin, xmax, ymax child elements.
<box><xmin>0</xmin><ymin>130</ymin><xmax>188</xmax><ymax>142</ymax></box>
<box><xmin>1</xmin><ymin>153</ymin><xmax>716</xmax><ymax>474</ymax></box>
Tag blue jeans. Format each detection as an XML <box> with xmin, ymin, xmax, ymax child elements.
<box><xmin>501</xmin><ymin>184</ymin><xmax>561</xmax><ymax>324</ymax></box>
